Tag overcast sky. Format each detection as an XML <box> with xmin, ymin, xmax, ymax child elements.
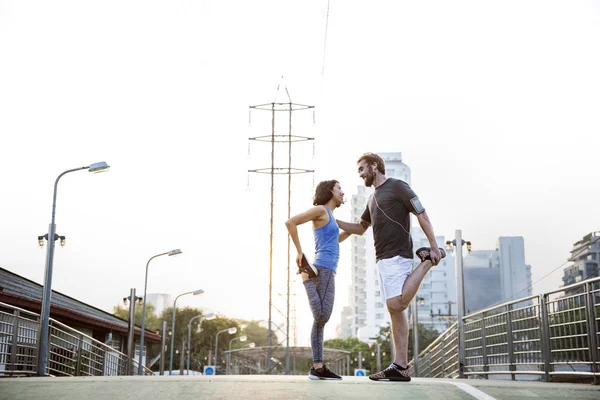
<box><xmin>1</xmin><ymin>1</ymin><xmax>599</xmax><ymax>346</ymax></box>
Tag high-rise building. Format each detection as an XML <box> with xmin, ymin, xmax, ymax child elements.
<box><xmin>562</xmin><ymin>231</ymin><xmax>600</xmax><ymax>290</ymax></box>
<box><xmin>462</xmin><ymin>237</ymin><xmax>532</xmax><ymax>314</ymax></box>
<box><xmin>463</xmin><ymin>250</ymin><xmax>501</xmax><ymax>314</ymax></box>
<box><xmin>145</xmin><ymin>293</ymin><xmax>172</xmax><ymax>316</ymax></box>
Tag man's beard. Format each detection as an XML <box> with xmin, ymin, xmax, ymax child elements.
<box><xmin>364</xmin><ymin>173</ymin><xmax>374</xmax><ymax>187</ymax></box>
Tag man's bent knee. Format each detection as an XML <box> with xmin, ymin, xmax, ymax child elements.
<box><xmin>386</xmin><ymin>296</ymin><xmax>410</xmax><ymax>313</ymax></box>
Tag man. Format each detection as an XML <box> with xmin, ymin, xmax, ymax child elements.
<box><xmin>336</xmin><ymin>152</ymin><xmax>444</xmax><ymax>382</ymax></box>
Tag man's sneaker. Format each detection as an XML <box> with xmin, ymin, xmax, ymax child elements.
<box><xmin>299</xmin><ymin>253</ymin><xmax>318</xmax><ymax>278</ymax></box>
<box><xmin>368</xmin><ymin>363</ymin><xmax>411</xmax><ymax>382</ymax></box>
<box><xmin>308</xmin><ymin>366</ymin><xmax>342</xmax><ymax>380</ymax></box>
<box><xmin>415</xmin><ymin>247</ymin><xmax>447</xmax><ymax>263</ymax></box>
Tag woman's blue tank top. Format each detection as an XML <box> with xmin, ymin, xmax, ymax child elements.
<box><xmin>313</xmin><ymin>207</ymin><xmax>340</xmax><ymax>272</ymax></box>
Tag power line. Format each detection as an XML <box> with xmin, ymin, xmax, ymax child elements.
<box><xmin>321</xmin><ymin>0</ymin><xmax>330</xmax><ymax>77</ymax></box>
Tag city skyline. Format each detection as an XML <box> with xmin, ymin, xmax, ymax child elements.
<box><xmin>1</xmin><ymin>1</ymin><xmax>599</xmax><ymax>346</ymax></box>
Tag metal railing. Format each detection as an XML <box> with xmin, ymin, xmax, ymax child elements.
<box><xmin>0</xmin><ymin>302</ymin><xmax>152</xmax><ymax>377</ymax></box>
<box><xmin>411</xmin><ymin>276</ymin><xmax>600</xmax><ymax>384</ymax></box>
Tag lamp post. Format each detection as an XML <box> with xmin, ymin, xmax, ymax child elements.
<box><xmin>37</xmin><ymin>161</ymin><xmax>109</xmax><ymax>376</ymax></box>
<box><xmin>187</xmin><ymin>312</ymin><xmax>215</xmax><ymax>374</ymax></box>
<box><xmin>412</xmin><ymin>296</ymin><xmax>425</xmax><ymax>377</ymax></box>
<box><xmin>169</xmin><ymin>289</ymin><xmax>204</xmax><ymax>375</ymax></box>
<box><xmin>227</xmin><ymin>335</ymin><xmax>247</xmax><ymax>375</ymax></box>
<box><xmin>368</xmin><ymin>337</ymin><xmax>382</xmax><ymax>373</ymax></box>
<box><xmin>155</xmin><ymin>321</ymin><xmax>169</xmax><ymax>375</ymax></box>
<box><xmin>123</xmin><ymin>289</ymin><xmax>143</xmax><ymax>375</ymax></box>
<box><xmin>138</xmin><ymin>248</ymin><xmax>182</xmax><ymax>374</ymax></box>
<box><xmin>446</xmin><ymin>230</ymin><xmax>472</xmax><ymax>378</ymax></box>
<box><xmin>214</xmin><ymin>327</ymin><xmax>237</xmax><ymax>373</ymax></box>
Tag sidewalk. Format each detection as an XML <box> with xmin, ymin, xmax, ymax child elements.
<box><xmin>1</xmin><ymin>375</ymin><xmax>599</xmax><ymax>400</ymax></box>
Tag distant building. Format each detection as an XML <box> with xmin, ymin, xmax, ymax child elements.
<box><xmin>411</xmin><ymin>228</ymin><xmax>457</xmax><ymax>332</ymax></box>
<box><xmin>463</xmin><ymin>250</ymin><xmax>502</xmax><ymax>314</ymax></box>
<box><xmin>462</xmin><ymin>237</ymin><xmax>532</xmax><ymax>314</ymax></box>
<box><xmin>562</xmin><ymin>231</ymin><xmax>600</xmax><ymax>290</ymax></box>
<box><xmin>338</xmin><ymin>305</ymin><xmax>353</xmax><ymax>338</ymax></box>
<box><xmin>145</xmin><ymin>293</ymin><xmax>172</xmax><ymax>316</ymax></box>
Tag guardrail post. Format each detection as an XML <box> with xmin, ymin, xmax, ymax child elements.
<box><xmin>506</xmin><ymin>304</ymin><xmax>516</xmax><ymax>380</ymax></box>
<box><xmin>75</xmin><ymin>333</ymin><xmax>84</xmax><ymax>376</ymax></box>
<box><xmin>441</xmin><ymin>336</ymin><xmax>446</xmax><ymax>377</ymax></box>
<box><xmin>481</xmin><ymin>313</ymin><xmax>488</xmax><ymax>379</ymax></box>
<box><xmin>101</xmin><ymin>350</ymin><xmax>108</xmax><ymax>376</ymax></box>
<box><xmin>539</xmin><ymin>293</ymin><xmax>551</xmax><ymax>382</ymax></box>
<box><xmin>584</xmin><ymin>282</ymin><xmax>598</xmax><ymax>385</ymax></box>
<box><xmin>9</xmin><ymin>310</ymin><xmax>20</xmax><ymax>372</ymax></box>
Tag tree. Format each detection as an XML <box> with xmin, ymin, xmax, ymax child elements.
<box><xmin>324</xmin><ymin>336</ymin><xmax>375</xmax><ymax>372</ymax></box>
<box><xmin>408</xmin><ymin>323</ymin><xmax>440</xmax><ymax>360</ymax></box>
<box><xmin>376</xmin><ymin>322</ymin><xmax>440</xmax><ymax>362</ymax></box>
<box><xmin>113</xmin><ymin>301</ymin><xmax>161</xmax><ymax>332</ymax></box>
<box><xmin>233</xmin><ymin>319</ymin><xmax>269</xmax><ymax>348</ymax></box>
<box><xmin>158</xmin><ymin>306</ymin><xmax>223</xmax><ymax>372</ymax></box>
<box><xmin>323</xmin><ymin>323</ymin><xmax>441</xmax><ymax>374</ymax></box>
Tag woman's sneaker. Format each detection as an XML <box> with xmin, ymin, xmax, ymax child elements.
<box><xmin>415</xmin><ymin>247</ymin><xmax>447</xmax><ymax>263</ymax></box>
<box><xmin>308</xmin><ymin>365</ymin><xmax>342</xmax><ymax>380</ymax></box>
<box><xmin>299</xmin><ymin>253</ymin><xmax>318</xmax><ymax>278</ymax></box>
<box><xmin>368</xmin><ymin>363</ymin><xmax>411</xmax><ymax>382</ymax></box>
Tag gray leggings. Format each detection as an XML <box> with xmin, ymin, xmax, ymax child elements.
<box><xmin>303</xmin><ymin>266</ymin><xmax>335</xmax><ymax>363</ymax></box>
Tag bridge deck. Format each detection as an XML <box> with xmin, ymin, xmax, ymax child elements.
<box><xmin>1</xmin><ymin>375</ymin><xmax>599</xmax><ymax>400</ymax></box>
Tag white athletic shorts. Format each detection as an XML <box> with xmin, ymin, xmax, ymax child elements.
<box><xmin>377</xmin><ymin>255</ymin><xmax>413</xmax><ymax>301</ymax></box>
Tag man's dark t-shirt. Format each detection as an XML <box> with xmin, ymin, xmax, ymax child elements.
<box><xmin>360</xmin><ymin>178</ymin><xmax>425</xmax><ymax>261</ymax></box>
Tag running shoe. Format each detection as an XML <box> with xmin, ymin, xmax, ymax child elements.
<box><xmin>308</xmin><ymin>366</ymin><xmax>342</xmax><ymax>380</ymax></box>
<box><xmin>299</xmin><ymin>253</ymin><xmax>318</xmax><ymax>278</ymax></box>
<box><xmin>415</xmin><ymin>247</ymin><xmax>447</xmax><ymax>263</ymax></box>
<box><xmin>368</xmin><ymin>363</ymin><xmax>411</xmax><ymax>382</ymax></box>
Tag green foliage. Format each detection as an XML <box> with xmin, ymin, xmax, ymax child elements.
<box><xmin>234</xmin><ymin>319</ymin><xmax>270</xmax><ymax>348</ymax></box>
<box><xmin>113</xmin><ymin>302</ymin><xmax>161</xmax><ymax>332</ymax></box>
<box><xmin>157</xmin><ymin>308</ymin><xmax>270</xmax><ymax>373</ymax></box>
<box><xmin>324</xmin><ymin>336</ymin><xmax>377</xmax><ymax>372</ymax></box>
<box><xmin>113</xmin><ymin>301</ymin><xmax>271</xmax><ymax>373</ymax></box>
<box><xmin>408</xmin><ymin>323</ymin><xmax>440</xmax><ymax>360</ymax></box>
<box><xmin>324</xmin><ymin>322</ymin><xmax>440</xmax><ymax>372</ymax></box>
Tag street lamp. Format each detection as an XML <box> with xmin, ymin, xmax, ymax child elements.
<box><xmin>214</xmin><ymin>327</ymin><xmax>237</xmax><ymax>372</ymax></box>
<box><xmin>187</xmin><ymin>312</ymin><xmax>215</xmax><ymax>374</ymax></box>
<box><xmin>243</xmin><ymin>342</ymin><xmax>256</xmax><ymax>349</ymax></box>
<box><xmin>37</xmin><ymin>161</ymin><xmax>109</xmax><ymax>376</ymax></box>
<box><xmin>169</xmin><ymin>289</ymin><xmax>204</xmax><ymax>375</ymax></box>
<box><xmin>123</xmin><ymin>289</ymin><xmax>143</xmax><ymax>375</ymax></box>
<box><xmin>368</xmin><ymin>337</ymin><xmax>382</xmax><ymax>373</ymax></box>
<box><xmin>227</xmin><ymin>335</ymin><xmax>247</xmax><ymax>375</ymax></box>
<box><xmin>138</xmin><ymin>248</ymin><xmax>182</xmax><ymax>374</ymax></box>
<box><xmin>154</xmin><ymin>321</ymin><xmax>169</xmax><ymax>375</ymax></box>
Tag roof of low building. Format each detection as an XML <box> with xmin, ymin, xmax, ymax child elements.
<box><xmin>0</xmin><ymin>266</ymin><xmax>160</xmax><ymax>342</ymax></box>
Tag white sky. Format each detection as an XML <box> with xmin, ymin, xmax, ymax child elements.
<box><xmin>1</xmin><ymin>1</ymin><xmax>599</xmax><ymax>346</ymax></box>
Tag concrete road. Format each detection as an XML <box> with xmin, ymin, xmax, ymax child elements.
<box><xmin>1</xmin><ymin>375</ymin><xmax>599</xmax><ymax>400</ymax></box>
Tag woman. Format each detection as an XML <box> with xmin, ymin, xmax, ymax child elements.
<box><xmin>285</xmin><ymin>180</ymin><xmax>349</xmax><ymax>380</ymax></box>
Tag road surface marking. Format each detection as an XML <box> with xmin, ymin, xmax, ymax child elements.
<box><xmin>450</xmin><ymin>382</ymin><xmax>498</xmax><ymax>400</ymax></box>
